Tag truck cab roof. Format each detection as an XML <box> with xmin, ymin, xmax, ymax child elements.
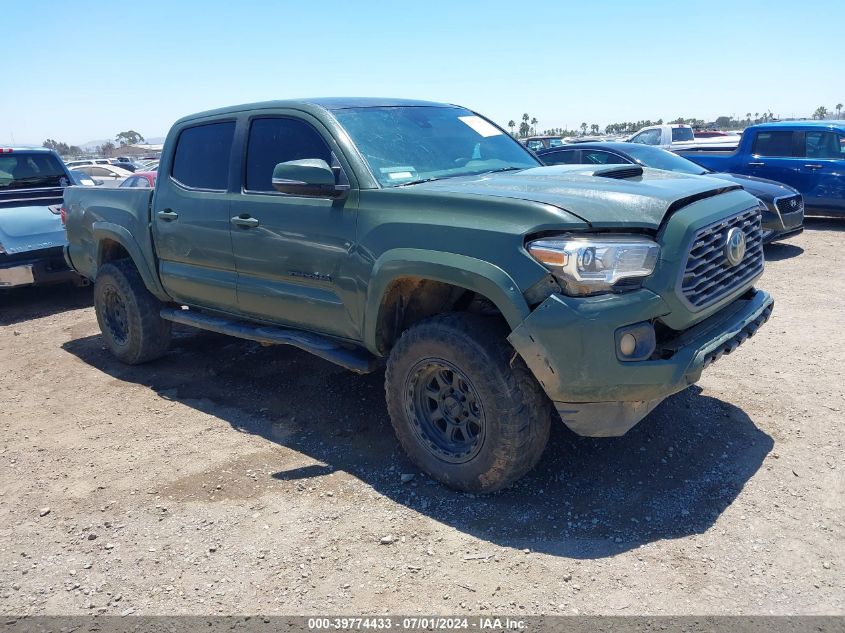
<box><xmin>176</xmin><ymin>97</ymin><xmax>457</xmax><ymax>125</ymax></box>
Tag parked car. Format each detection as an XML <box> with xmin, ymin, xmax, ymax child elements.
<box><xmin>628</xmin><ymin>124</ymin><xmax>739</xmax><ymax>151</ymax></box>
<box><xmin>678</xmin><ymin>121</ymin><xmax>845</xmax><ymax>216</ymax></box>
<box><xmin>64</xmin><ymin>98</ymin><xmax>773</xmax><ymax>492</ymax></box>
<box><xmin>65</xmin><ymin>158</ymin><xmax>112</xmax><ymax>168</ymax></box>
<box><xmin>537</xmin><ymin>142</ymin><xmax>804</xmax><ymax>242</ymax></box>
<box><xmin>521</xmin><ymin>135</ymin><xmax>566</xmax><ymax>151</ymax></box>
<box><xmin>0</xmin><ymin>148</ymin><xmax>82</xmax><ymax>288</ymax></box>
<box><xmin>119</xmin><ymin>171</ymin><xmax>157</xmax><ymax>188</ymax></box>
<box><xmin>69</xmin><ymin>169</ymin><xmax>100</xmax><ymax>186</ymax></box>
<box><xmin>72</xmin><ymin>164</ymin><xmax>133</xmax><ymax>187</ymax></box>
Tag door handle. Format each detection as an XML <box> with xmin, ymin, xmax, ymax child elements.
<box><xmin>804</xmin><ymin>164</ymin><xmax>823</xmax><ymax>170</ymax></box>
<box><xmin>156</xmin><ymin>209</ymin><xmax>179</xmax><ymax>221</ymax></box>
<box><xmin>748</xmin><ymin>162</ymin><xmax>765</xmax><ymax>167</ymax></box>
<box><xmin>231</xmin><ymin>215</ymin><xmax>259</xmax><ymax>228</ymax></box>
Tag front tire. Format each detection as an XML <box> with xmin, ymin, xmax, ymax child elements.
<box><xmin>385</xmin><ymin>313</ymin><xmax>551</xmax><ymax>493</ymax></box>
<box><xmin>94</xmin><ymin>260</ymin><xmax>171</xmax><ymax>365</ymax></box>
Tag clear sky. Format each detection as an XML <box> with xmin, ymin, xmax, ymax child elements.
<box><xmin>4</xmin><ymin>0</ymin><xmax>843</xmax><ymax>146</ymax></box>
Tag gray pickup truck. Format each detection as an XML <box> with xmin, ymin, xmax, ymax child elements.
<box><xmin>64</xmin><ymin>98</ymin><xmax>774</xmax><ymax>492</ymax></box>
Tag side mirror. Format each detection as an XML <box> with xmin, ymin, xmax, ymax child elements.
<box><xmin>272</xmin><ymin>159</ymin><xmax>350</xmax><ymax>198</ymax></box>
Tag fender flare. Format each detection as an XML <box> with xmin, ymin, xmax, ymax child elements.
<box><xmin>362</xmin><ymin>248</ymin><xmax>530</xmax><ymax>354</ymax></box>
<box><xmin>92</xmin><ymin>222</ymin><xmax>169</xmax><ymax>301</ymax></box>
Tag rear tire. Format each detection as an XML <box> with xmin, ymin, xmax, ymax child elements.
<box><xmin>94</xmin><ymin>260</ymin><xmax>171</xmax><ymax>364</ymax></box>
<box><xmin>385</xmin><ymin>313</ymin><xmax>551</xmax><ymax>493</ymax></box>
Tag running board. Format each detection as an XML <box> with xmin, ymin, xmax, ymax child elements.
<box><xmin>160</xmin><ymin>307</ymin><xmax>378</xmax><ymax>374</ymax></box>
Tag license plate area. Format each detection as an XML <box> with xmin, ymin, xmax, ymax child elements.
<box><xmin>0</xmin><ymin>265</ymin><xmax>35</xmax><ymax>287</ymax></box>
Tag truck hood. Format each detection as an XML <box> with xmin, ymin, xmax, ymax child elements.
<box><xmin>0</xmin><ymin>203</ymin><xmax>67</xmax><ymax>255</ymax></box>
<box><xmin>407</xmin><ymin>165</ymin><xmax>744</xmax><ymax>230</ymax></box>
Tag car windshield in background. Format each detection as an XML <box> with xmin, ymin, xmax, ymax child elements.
<box><xmin>622</xmin><ymin>144</ymin><xmax>708</xmax><ymax>175</ymax></box>
<box><xmin>0</xmin><ymin>152</ymin><xmax>68</xmax><ymax>190</ymax></box>
<box><xmin>332</xmin><ymin>106</ymin><xmax>540</xmax><ymax>187</ymax></box>
<box><xmin>671</xmin><ymin>127</ymin><xmax>695</xmax><ymax>142</ymax></box>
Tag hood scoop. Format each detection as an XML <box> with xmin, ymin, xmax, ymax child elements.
<box><xmin>593</xmin><ymin>165</ymin><xmax>644</xmax><ymax>180</ymax></box>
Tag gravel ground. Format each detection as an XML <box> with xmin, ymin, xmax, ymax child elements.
<box><xmin>0</xmin><ymin>219</ymin><xmax>842</xmax><ymax>616</ymax></box>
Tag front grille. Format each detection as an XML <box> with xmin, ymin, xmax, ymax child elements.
<box><xmin>679</xmin><ymin>207</ymin><xmax>764</xmax><ymax>310</ymax></box>
<box><xmin>775</xmin><ymin>194</ymin><xmax>803</xmax><ymax>216</ymax></box>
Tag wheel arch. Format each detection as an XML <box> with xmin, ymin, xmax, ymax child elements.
<box><xmin>92</xmin><ymin>222</ymin><xmax>169</xmax><ymax>301</ymax></box>
<box><xmin>363</xmin><ymin>249</ymin><xmax>530</xmax><ymax>355</ymax></box>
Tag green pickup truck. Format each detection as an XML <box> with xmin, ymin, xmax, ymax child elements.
<box><xmin>64</xmin><ymin>98</ymin><xmax>774</xmax><ymax>492</ymax></box>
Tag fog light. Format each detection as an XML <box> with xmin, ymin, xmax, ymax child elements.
<box><xmin>615</xmin><ymin>322</ymin><xmax>657</xmax><ymax>362</ymax></box>
<box><xmin>619</xmin><ymin>333</ymin><xmax>637</xmax><ymax>356</ymax></box>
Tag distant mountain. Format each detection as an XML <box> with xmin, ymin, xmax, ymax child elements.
<box><xmin>78</xmin><ymin>136</ymin><xmax>166</xmax><ymax>150</ymax></box>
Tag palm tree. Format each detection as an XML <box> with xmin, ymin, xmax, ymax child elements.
<box><xmin>530</xmin><ymin>117</ymin><xmax>538</xmax><ymax>136</ymax></box>
<box><xmin>508</xmin><ymin>120</ymin><xmax>516</xmax><ymax>136</ymax></box>
<box><xmin>745</xmin><ymin>112</ymin><xmax>752</xmax><ymax>124</ymax></box>
<box><xmin>754</xmin><ymin>112</ymin><xmax>759</xmax><ymax>123</ymax></box>
<box><xmin>836</xmin><ymin>103</ymin><xmax>843</xmax><ymax>118</ymax></box>
<box><xmin>814</xmin><ymin>106</ymin><xmax>828</xmax><ymax>120</ymax></box>
<box><xmin>580</xmin><ymin>122</ymin><xmax>587</xmax><ymax>135</ymax></box>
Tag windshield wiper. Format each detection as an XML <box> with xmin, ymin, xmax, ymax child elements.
<box><xmin>482</xmin><ymin>167</ymin><xmax>524</xmax><ymax>174</ymax></box>
<box><xmin>394</xmin><ymin>177</ymin><xmax>442</xmax><ymax>187</ymax></box>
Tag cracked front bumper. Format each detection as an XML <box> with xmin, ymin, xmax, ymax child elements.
<box><xmin>508</xmin><ymin>288</ymin><xmax>774</xmax><ymax>437</ymax></box>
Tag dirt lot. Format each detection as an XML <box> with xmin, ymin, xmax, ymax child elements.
<box><xmin>1</xmin><ymin>219</ymin><xmax>842</xmax><ymax>616</ymax></box>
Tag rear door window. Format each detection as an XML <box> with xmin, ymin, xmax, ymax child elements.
<box><xmin>803</xmin><ymin>131</ymin><xmax>845</xmax><ymax>159</ymax></box>
<box><xmin>752</xmin><ymin>131</ymin><xmax>795</xmax><ymax>157</ymax></box>
<box><xmin>244</xmin><ymin>117</ymin><xmax>332</xmax><ymax>193</ymax></box>
<box><xmin>171</xmin><ymin>121</ymin><xmax>236</xmax><ymax>190</ymax></box>
<box><xmin>540</xmin><ymin>149</ymin><xmax>580</xmax><ymax>165</ymax></box>
<box><xmin>582</xmin><ymin>150</ymin><xmax>629</xmax><ymax>165</ymax></box>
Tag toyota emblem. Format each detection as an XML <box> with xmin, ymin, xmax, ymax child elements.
<box><xmin>724</xmin><ymin>228</ymin><xmax>747</xmax><ymax>267</ymax></box>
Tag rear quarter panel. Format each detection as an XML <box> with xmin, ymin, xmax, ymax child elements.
<box><xmin>64</xmin><ymin>186</ymin><xmax>166</xmax><ymax>298</ymax></box>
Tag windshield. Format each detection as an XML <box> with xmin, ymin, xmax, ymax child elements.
<box><xmin>0</xmin><ymin>152</ymin><xmax>69</xmax><ymax>190</ymax></box>
<box><xmin>621</xmin><ymin>144</ymin><xmax>707</xmax><ymax>175</ymax></box>
<box><xmin>332</xmin><ymin>106</ymin><xmax>540</xmax><ymax>187</ymax></box>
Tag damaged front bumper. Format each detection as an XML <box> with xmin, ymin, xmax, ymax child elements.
<box><xmin>508</xmin><ymin>287</ymin><xmax>774</xmax><ymax>437</ymax></box>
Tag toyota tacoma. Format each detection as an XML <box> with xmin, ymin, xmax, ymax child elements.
<box><xmin>63</xmin><ymin>98</ymin><xmax>774</xmax><ymax>492</ymax></box>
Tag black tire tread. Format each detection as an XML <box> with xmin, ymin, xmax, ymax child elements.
<box><xmin>385</xmin><ymin>313</ymin><xmax>551</xmax><ymax>493</ymax></box>
<box><xmin>94</xmin><ymin>259</ymin><xmax>171</xmax><ymax>365</ymax></box>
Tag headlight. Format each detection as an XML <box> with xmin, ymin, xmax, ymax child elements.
<box><xmin>527</xmin><ymin>235</ymin><xmax>660</xmax><ymax>295</ymax></box>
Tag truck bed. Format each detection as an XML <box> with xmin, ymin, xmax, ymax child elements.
<box><xmin>63</xmin><ymin>185</ymin><xmax>155</xmax><ymax>283</ymax></box>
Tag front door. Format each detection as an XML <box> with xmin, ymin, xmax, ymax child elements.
<box><xmin>744</xmin><ymin>130</ymin><xmax>804</xmax><ymax>191</ymax></box>
<box><xmin>230</xmin><ymin>115</ymin><xmax>358</xmax><ymax>340</ymax></box>
<box><xmin>152</xmin><ymin>120</ymin><xmax>240</xmax><ymax>312</ymax></box>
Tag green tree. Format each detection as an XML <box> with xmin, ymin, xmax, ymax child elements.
<box><xmin>836</xmin><ymin>103</ymin><xmax>843</xmax><ymax>118</ymax></box>
<box><xmin>42</xmin><ymin>139</ymin><xmax>76</xmax><ymax>156</ymax></box>
<box><xmin>508</xmin><ymin>119</ymin><xmax>516</xmax><ymax>136</ymax></box>
<box><xmin>115</xmin><ymin>130</ymin><xmax>145</xmax><ymax>146</ymax></box>
<box><xmin>530</xmin><ymin>117</ymin><xmax>538</xmax><ymax>135</ymax></box>
<box><xmin>580</xmin><ymin>122</ymin><xmax>587</xmax><ymax>135</ymax></box>
<box><xmin>100</xmin><ymin>141</ymin><xmax>116</xmax><ymax>157</ymax></box>
<box><xmin>814</xmin><ymin>106</ymin><xmax>828</xmax><ymax>120</ymax></box>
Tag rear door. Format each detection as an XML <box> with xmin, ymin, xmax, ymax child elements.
<box><xmin>799</xmin><ymin>129</ymin><xmax>845</xmax><ymax>213</ymax></box>
<box><xmin>229</xmin><ymin>113</ymin><xmax>359</xmax><ymax>339</ymax></box>
<box><xmin>152</xmin><ymin>120</ymin><xmax>240</xmax><ymax>312</ymax></box>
